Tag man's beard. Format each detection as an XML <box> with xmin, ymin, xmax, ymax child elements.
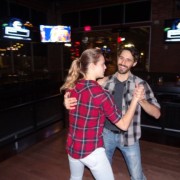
<box><xmin>117</xmin><ymin>64</ymin><xmax>131</xmax><ymax>74</ymax></box>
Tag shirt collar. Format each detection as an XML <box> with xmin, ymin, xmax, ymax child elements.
<box><xmin>110</xmin><ymin>71</ymin><xmax>134</xmax><ymax>83</ymax></box>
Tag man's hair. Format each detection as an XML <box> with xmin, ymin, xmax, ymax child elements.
<box><xmin>117</xmin><ymin>46</ymin><xmax>140</xmax><ymax>62</ymax></box>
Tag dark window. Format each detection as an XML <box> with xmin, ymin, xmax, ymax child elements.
<box><xmin>31</xmin><ymin>10</ymin><xmax>47</xmax><ymax>42</ymax></box>
<box><xmin>125</xmin><ymin>1</ymin><xmax>151</xmax><ymax>23</ymax></box>
<box><xmin>33</xmin><ymin>44</ymin><xmax>48</xmax><ymax>71</ymax></box>
<box><xmin>0</xmin><ymin>0</ymin><xmax>8</xmax><ymax>18</ymax></box>
<box><xmin>80</xmin><ymin>8</ymin><xmax>100</xmax><ymax>27</ymax></box>
<box><xmin>33</xmin><ymin>43</ymin><xmax>47</xmax><ymax>57</ymax></box>
<box><xmin>31</xmin><ymin>9</ymin><xmax>47</xmax><ymax>27</ymax></box>
<box><xmin>10</xmin><ymin>3</ymin><xmax>30</xmax><ymax>20</ymax></box>
<box><xmin>62</xmin><ymin>12</ymin><xmax>79</xmax><ymax>28</ymax></box>
<box><xmin>101</xmin><ymin>5</ymin><xmax>124</xmax><ymax>25</ymax></box>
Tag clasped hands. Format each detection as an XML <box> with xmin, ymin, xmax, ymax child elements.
<box><xmin>133</xmin><ymin>84</ymin><xmax>145</xmax><ymax>103</ymax></box>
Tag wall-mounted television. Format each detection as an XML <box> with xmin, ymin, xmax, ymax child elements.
<box><xmin>40</xmin><ymin>25</ymin><xmax>71</xmax><ymax>43</ymax></box>
<box><xmin>164</xmin><ymin>18</ymin><xmax>180</xmax><ymax>43</ymax></box>
<box><xmin>1</xmin><ymin>18</ymin><xmax>32</xmax><ymax>41</ymax></box>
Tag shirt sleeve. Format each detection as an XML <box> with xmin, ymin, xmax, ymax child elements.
<box><xmin>143</xmin><ymin>82</ymin><xmax>161</xmax><ymax>109</ymax></box>
<box><xmin>101</xmin><ymin>91</ymin><xmax>122</xmax><ymax>124</ymax></box>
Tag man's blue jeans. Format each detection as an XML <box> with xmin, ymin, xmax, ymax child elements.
<box><xmin>103</xmin><ymin>128</ymin><xmax>146</xmax><ymax>180</ymax></box>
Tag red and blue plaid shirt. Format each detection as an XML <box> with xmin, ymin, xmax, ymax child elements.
<box><xmin>67</xmin><ymin>79</ymin><xmax>121</xmax><ymax>159</ymax></box>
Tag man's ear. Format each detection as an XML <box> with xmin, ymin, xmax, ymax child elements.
<box><xmin>133</xmin><ymin>61</ymin><xmax>137</xmax><ymax>67</ymax></box>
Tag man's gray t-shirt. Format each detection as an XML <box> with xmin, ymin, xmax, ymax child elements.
<box><xmin>104</xmin><ymin>78</ymin><xmax>126</xmax><ymax>131</ymax></box>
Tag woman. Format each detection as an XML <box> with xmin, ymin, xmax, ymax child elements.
<box><xmin>60</xmin><ymin>48</ymin><xmax>144</xmax><ymax>180</ymax></box>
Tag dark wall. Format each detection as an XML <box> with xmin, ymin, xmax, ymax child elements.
<box><xmin>59</xmin><ymin>0</ymin><xmax>180</xmax><ymax>74</ymax></box>
<box><xmin>150</xmin><ymin>0</ymin><xmax>180</xmax><ymax>73</ymax></box>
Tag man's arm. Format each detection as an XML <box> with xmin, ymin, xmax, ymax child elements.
<box><xmin>97</xmin><ymin>76</ymin><xmax>109</xmax><ymax>85</ymax></box>
<box><xmin>98</xmin><ymin>77</ymin><xmax>160</xmax><ymax>120</ymax></box>
<box><xmin>139</xmin><ymin>100</ymin><xmax>161</xmax><ymax>119</ymax></box>
<box><xmin>138</xmin><ymin>82</ymin><xmax>161</xmax><ymax>119</ymax></box>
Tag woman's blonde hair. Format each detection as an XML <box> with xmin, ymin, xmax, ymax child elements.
<box><xmin>60</xmin><ymin>48</ymin><xmax>103</xmax><ymax>92</ymax></box>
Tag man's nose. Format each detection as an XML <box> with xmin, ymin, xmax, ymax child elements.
<box><xmin>121</xmin><ymin>59</ymin><xmax>126</xmax><ymax>65</ymax></box>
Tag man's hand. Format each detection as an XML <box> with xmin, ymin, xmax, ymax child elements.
<box><xmin>64</xmin><ymin>92</ymin><xmax>77</xmax><ymax>110</ymax></box>
<box><xmin>133</xmin><ymin>84</ymin><xmax>145</xmax><ymax>102</ymax></box>
<box><xmin>134</xmin><ymin>84</ymin><xmax>161</xmax><ymax>119</ymax></box>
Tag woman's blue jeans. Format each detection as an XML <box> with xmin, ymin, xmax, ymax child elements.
<box><xmin>103</xmin><ymin>128</ymin><xmax>146</xmax><ymax>180</ymax></box>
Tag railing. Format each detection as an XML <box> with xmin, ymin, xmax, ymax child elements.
<box><xmin>141</xmin><ymin>82</ymin><xmax>180</xmax><ymax>146</ymax></box>
<box><xmin>0</xmin><ymin>80</ymin><xmax>65</xmax><ymax>147</ymax></box>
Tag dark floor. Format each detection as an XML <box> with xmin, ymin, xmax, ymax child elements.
<box><xmin>0</xmin><ymin>129</ymin><xmax>180</xmax><ymax>180</ymax></box>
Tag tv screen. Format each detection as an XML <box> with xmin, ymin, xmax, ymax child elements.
<box><xmin>40</xmin><ymin>25</ymin><xmax>71</xmax><ymax>43</ymax></box>
<box><xmin>164</xmin><ymin>18</ymin><xmax>180</xmax><ymax>43</ymax></box>
<box><xmin>1</xmin><ymin>18</ymin><xmax>32</xmax><ymax>41</ymax></box>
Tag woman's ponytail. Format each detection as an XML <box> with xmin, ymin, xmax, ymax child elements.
<box><xmin>60</xmin><ymin>48</ymin><xmax>103</xmax><ymax>93</ymax></box>
<box><xmin>60</xmin><ymin>58</ymin><xmax>81</xmax><ymax>92</ymax></box>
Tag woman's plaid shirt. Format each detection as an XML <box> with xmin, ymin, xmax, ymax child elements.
<box><xmin>67</xmin><ymin>79</ymin><xmax>121</xmax><ymax>159</ymax></box>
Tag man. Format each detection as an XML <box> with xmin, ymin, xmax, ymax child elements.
<box><xmin>64</xmin><ymin>46</ymin><xmax>161</xmax><ymax>180</ymax></box>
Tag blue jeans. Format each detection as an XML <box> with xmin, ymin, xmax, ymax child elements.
<box><xmin>103</xmin><ymin>128</ymin><xmax>146</xmax><ymax>180</ymax></box>
<box><xmin>68</xmin><ymin>147</ymin><xmax>114</xmax><ymax>180</ymax></box>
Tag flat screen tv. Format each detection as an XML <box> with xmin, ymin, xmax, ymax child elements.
<box><xmin>40</xmin><ymin>25</ymin><xmax>71</xmax><ymax>43</ymax></box>
<box><xmin>1</xmin><ymin>18</ymin><xmax>32</xmax><ymax>41</ymax></box>
<box><xmin>164</xmin><ymin>18</ymin><xmax>180</xmax><ymax>43</ymax></box>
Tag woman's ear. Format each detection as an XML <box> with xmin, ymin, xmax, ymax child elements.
<box><xmin>89</xmin><ymin>62</ymin><xmax>95</xmax><ymax>70</ymax></box>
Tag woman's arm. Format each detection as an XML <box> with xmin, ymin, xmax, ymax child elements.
<box><xmin>115</xmin><ymin>85</ymin><xmax>144</xmax><ymax>131</ymax></box>
<box><xmin>64</xmin><ymin>76</ymin><xmax>109</xmax><ymax>109</ymax></box>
